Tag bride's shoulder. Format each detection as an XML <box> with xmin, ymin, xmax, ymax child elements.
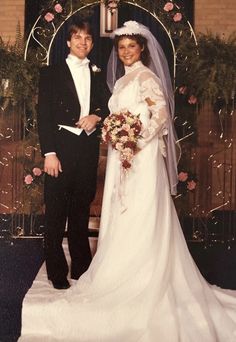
<box><xmin>138</xmin><ymin>67</ymin><xmax>161</xmax><ymax>86</ymax></box>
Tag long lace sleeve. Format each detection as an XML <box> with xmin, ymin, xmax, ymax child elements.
<box><xmin>138</xmin><ymin>74</ymin><xmax>168</xmax><ymax>150</ymax></box>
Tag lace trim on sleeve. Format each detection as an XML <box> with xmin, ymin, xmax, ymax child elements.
<box><xmin>138</xmin><ymin>74</ymin><xmax>169</xmax><ymax>151</ymax></box>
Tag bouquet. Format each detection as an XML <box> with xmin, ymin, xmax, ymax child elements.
<box><xmin>102</xmin><ymin>110</ymin><xmax>142</xmax><ymax>170</ymax></box>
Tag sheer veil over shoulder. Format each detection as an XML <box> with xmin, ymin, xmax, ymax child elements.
<box><xmin>19</xmin><ymin>21</ymin><xmax>236</xmax><ymax>342</ymax></box>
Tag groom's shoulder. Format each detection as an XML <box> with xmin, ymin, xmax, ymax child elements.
<box><xmin>39</xmin><ymin>62</ymin><xmax>67</xmax><ymax>75</ymax></box>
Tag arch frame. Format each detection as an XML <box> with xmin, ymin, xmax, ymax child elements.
<box><xmin>24</xmin><ymin>0</ymin><xmax>197</xmax><ymax>83</ymax></box>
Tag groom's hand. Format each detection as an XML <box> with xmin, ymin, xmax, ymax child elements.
<box><xmin>76</xmin><ymin>114</ymin><xmax>101</xmax><ymax>132</ymax></box>
<box><xmin>44</xmin><ymin>155</ymin><xmax>62</xmax><ymax>177</ymax></box>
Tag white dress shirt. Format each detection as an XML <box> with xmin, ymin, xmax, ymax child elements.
<box><xmin>66</xmin><ymin>54</ymin><xmax>91</xmax><ymax>119</ymax></box>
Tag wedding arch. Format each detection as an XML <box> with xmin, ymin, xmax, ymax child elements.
<box><xmin>24</xmin><ymin>0</ymin><xmax>197</xmax><ymax>80</ymax></box>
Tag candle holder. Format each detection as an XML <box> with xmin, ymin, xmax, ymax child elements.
<box><xmin>100</xmin><ymin>1</ymin><xmax>118</xmax><ymax>37</ymax></box>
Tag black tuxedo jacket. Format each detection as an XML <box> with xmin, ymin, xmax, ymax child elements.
<box><xmin>37</xmin><ymin>62</ymin><xmax>110</xmax><ymax>165</ymax></box>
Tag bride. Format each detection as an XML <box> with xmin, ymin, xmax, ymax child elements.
<box><xmin>20</xmin><ymin>21</ymin><xmax>236</xmax><ymax>341</ymax></box>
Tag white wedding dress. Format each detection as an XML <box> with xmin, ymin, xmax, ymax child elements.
<box><xmin>20</xmin><ymin>61</ymin><xmax>236</xmax><ymax>341</ymax></box>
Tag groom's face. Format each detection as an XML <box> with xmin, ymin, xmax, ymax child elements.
<box><xmin>67</xmin><ymin>29</ymin><xmax>93</xmax><ymax>60</ymax></box>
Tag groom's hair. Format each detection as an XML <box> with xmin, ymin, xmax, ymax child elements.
<box><xmin>114</xmin><ymin>34</ymin><xmax>150</xmax><ymax>66</ymax></box>
<box><xmin>66</xmin><ymin>17</ymin><xmax>94</xmax><ymax>42</ymax></box>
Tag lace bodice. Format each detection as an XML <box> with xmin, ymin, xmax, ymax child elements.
<box><xmin>108</xmin><ymin>61</ymin><xmax>169</xmax><ymax>153</ymax></box>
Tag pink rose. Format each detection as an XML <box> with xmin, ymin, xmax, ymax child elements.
<box><xmin>188</xmin><ymin>95</ymin><xmax>197</xmax><ymax>104</ymax></box>
<box><xmin>179</xmin><ymin>86</ymin><xmax>187</xmax><ymax>95</ymax></box>
<box><xmin>44</xmin><ymin>12</ymin><xmax>55</xmax><ymax>22</ymax></box>
<box><xmin>178</xmin><ymin>172</ymin><xmax>188</xmax><ymax>182</ymax></box>
<box><xmin>173</xmin><ymin>12</ymin><xmax>182</xmax><ymax>22</ymax></box>
<box><xmin>24</xmin><ymin>174</ymin><xmax>33</xmax><ymax>185</ymax></box>
<box><xmin>54</xmin><ymin>4</ymin><xmax>63</xmax><ymax>13</ymax></box>
<box><xmin>187</xmin><ymin>180</ymin><xmax>197</xmax><ymax>191</ymax></box>
<box><xmin>163</xmin><ymin>2</ymin><xmax>174</xmax><ymax>12</ymax></box>
<box><xmin>32</xmin><ymin>167</ymin><xmax>42</xmax><ymax>177</ymax></box>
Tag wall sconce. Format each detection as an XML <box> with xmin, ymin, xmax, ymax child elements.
<box><xmin>100</xmin><ymin>1</ymin><xmax>119</xmax><ymax>37</ymax></box>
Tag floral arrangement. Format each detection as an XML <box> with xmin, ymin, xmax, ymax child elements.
<box><xmin>43</xmin><ymin>2</ymin><xmax>64</xmax><ymax>23</ymax></box>
<box><xmin>24</xmin><ymin>167</ymin><xmax>44</xmax><ymax>186</ymax></box>
<box><xmin>91</xmin><ymin>64</ymin><xmax>101</xmax><ymax>73</ymax></box>
<box><xmin>163</xmin><ymin>1</ymin><xmax>183</xmax><ymax>22</ymax></box>
<box><xmin>176</xmin><ymin>170</ymin><xmax>197</xmax><ymax>197</ymax></box>
<box><xmin>23</xmin><ymin>166</ymin><xmax>45</xmax><ymax>214</ymax></box>
<box><xmin>101</xmin><ymin>111</ymin><xmax>142</xmax><ymax>170</ymax></box>
<box><xmin>38</xmin><ymin>0</ymin><xmax>187</xmax><ymax>30</ymax></box>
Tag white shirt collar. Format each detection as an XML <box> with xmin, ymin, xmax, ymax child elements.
<box><xmin>67</xmin><ymin>54</ymin><xmax>90</xmax><ymax>67</ymax></box>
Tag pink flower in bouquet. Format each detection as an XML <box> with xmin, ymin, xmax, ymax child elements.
<box><xmin>44</xmin><ymin>12</ymin><xmax>54</xmax><ymax>22</ymax></box>
<box><xmin>188</xmin><ymin>95</ymin><xmax>197</xmax><ymax>104</ymax></box>
<box><xmin>24</xmin><ymin>174</ymin><xmax>33</xmax><ymax>185</ymax></box>
<box><xmin>120</xmin><ymin>135</ymin><xmax>129</xmax><ymax>143</ymax></box>
<box><xmin>187</xmin><ymin>180</ymin><xmax>197</xmax><ymax>191</ymax></box>
<box><xmin>32</xmin><ymin>167</ymin><xmax>42</xmax><ymax>177</ymax></box>
<box><xmin>173</xmin><ymin>12</ymin><xmax>182</xmax><ymax>22</ymax></box>
<box><xmin>54</xmin><ymin>4</ymin><xmax>63</xmax><ymax>13</ymax></box>
<box><xmin>115</xmin><ymin>142</ymin><xmax>123</xmax><ymax>151</ymax></box>
<box><xmin>163</xmin><ymin>2</ymin><xmax>174</xmax><ymax>12</ymax></box>
<box><xmin>178</xmin><ymin>171</ymin><xmax>188</xmax><ymax>182</ymax></box>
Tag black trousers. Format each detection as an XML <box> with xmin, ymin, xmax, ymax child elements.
<box><xmin>44</xmin><ymin>153</ymin><xmax>98</xmax><ymax>281</ymax></box>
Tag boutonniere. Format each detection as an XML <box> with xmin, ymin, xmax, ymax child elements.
<box><xmin>91</xmin><ymin>64</ymin><xmax>101</xmax><ymax>73</ymax></box>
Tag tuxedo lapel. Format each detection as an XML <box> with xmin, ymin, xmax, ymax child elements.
<box><xmin>60</xmin><ymin>62</ymin><xmax>97</xmax><ymax>115</ymax></box>
<box><xmin>61</xmin><ymin>62</ymin><xmax>79</xmax><ymax>101</ymax></box>
<box><xmin>89</xmin><ymin>64</ymin><xmax>97</xmax><ymax>113</ymax></box>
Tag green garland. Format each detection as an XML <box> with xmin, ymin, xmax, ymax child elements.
<box><xmin>176</xmin><ymin>31</ymin><xmax>236</xmax><ymax>105</ymax></box>
<box><xmin>0</xmin><ymin>37</ymin><xmax>39</xmax><ymax>110</ymax></box>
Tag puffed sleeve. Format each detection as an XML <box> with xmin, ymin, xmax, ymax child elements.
<box><xmin>138</xmin><ymin>73</ymin><xmax>169</xmax><ymax>152</ymax></box>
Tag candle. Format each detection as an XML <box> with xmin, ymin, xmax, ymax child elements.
<box><xmin>105</xmin><ymin>8</ymin><xmax>113</xmax><ymax>32</ymax></box>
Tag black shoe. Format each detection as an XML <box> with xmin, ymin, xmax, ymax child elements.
<box><xmin>51</xmin><ymin>279</ymin><xmax>70</xmax><ymax>290</ymax></box>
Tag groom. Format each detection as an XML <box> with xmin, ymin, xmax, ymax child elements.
<box><xmin>37</xmin><ymin>17</ymin><xmax>110</xmax><ymax>289</ymax></box>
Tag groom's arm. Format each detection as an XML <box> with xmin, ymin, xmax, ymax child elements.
<box><xmin>37</xmin><ymin>66</ymin><xmax>62</xmax><ymax>177</ymax></box>
<box><xmin>37</xmin><ymin>66</ymin><xmax>56</xmax><ymax>156</ymax></box>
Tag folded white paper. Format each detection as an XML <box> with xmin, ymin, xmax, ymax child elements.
<box><xmin>58</xmin><ymin>125</ymin><xmax>95</xmax><ymax>136</ymax></box>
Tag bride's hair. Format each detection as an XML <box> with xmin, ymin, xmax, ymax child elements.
<box><xmin>113</xmin><ymin>34</ymin><xmax>150</xmax><ymax>66</ymax></box>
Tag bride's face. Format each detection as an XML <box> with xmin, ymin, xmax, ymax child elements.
<box><xmin>117</xmin><ymin>37</ymin><xmax>144</xmax><ymax>66</ymax></box>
